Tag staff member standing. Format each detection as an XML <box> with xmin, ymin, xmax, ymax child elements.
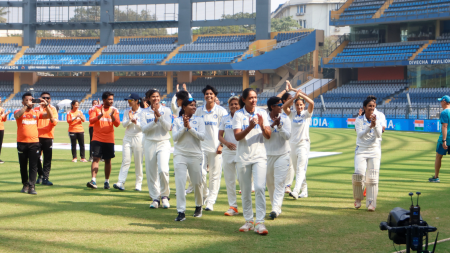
<box><xmin>195</xmin><ymin>85</ymin><xmax>227</xmax><ymax>211</ymax></box>
<box><xmin>0</xmin><ymin>96</ymin><xmax>10</xmax><ymax>164</ymax></box>
<box><xmin>88</xmin><ymin>99</ymin><xmax>99</xmax><ymax>161</ymax></box>
<box><xmin>265</xmin><ymin>97</ymin><xmax>291</xmax><ymax>220</ymax></box>
<box><xmin>14</xmin><ymin>92</ymin><xmax>49</xmax><ymax>195</ymax></box>
<box><xmin>140</xmin><ymin>90</ymin><xmax>172</xmax><ymax>209</ymax></box>
<box><xmin>233</xmin><ymin>88</ymin><xmax>271</xmax><ymax>235</ymax></box>
<box><xmin>353</xmin><ymin>98</ymin><xmax>383</xmax><ymax>211</ymax></box>
<box><xmin>219</xmin><ymin>96</ymin><xmax>240</xmax><ymax>216</ymax></box>
<box><xmin>113</xmin><ymin>93</ymin><xmax>143</xmax><ymax>192</ymax></box>
<box><xmin>282</xmin><ymin>89</ymin><xmax>314</xmax><ymax>200</ymax></box>
<box><xmin>67</xmin><ymin>100</ymin><xmax>87</xmax><ymax>163</ymax></box>
<box><xmin>35</xmin><ymin>92</ymin><xmax>58</xmax><ymax>186</ymax></box>
<box><xmin>87</xmin><ymin>92</ymin><xmax>120</xmax><ymax>189</ymax></box>
<box><xmin>430</xmin><ymin>95</ymin><xmax>450</xmax><ymax>183</ymax></box>
<box><xmin>173</xmin><ymin>98</ymin><xmax>205</xmax><ymax>221</ymax></box>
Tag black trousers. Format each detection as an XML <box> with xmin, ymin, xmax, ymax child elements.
<box><xmin>69</xmin><ymin>132</ymin><xmax>85</xmax><ymax>159</ymax></box>
<box><xmin>89</xmin><ymin>126</ymin><xmax>93</xmax><ymax>158</ymax></box>
<box><xmin>37</xmin><ymin>138</ymin><xmax>53</xmax><ymax>180</ymax></box>
<box><xmin>0</xmin><ymin>129</ymin><xmax>4</xmax><ymax>157</ymax></box>
<box><xmin>17</xmin><ymin>142</ymin><xmax>40</xmax><ymax>187</ymax></box>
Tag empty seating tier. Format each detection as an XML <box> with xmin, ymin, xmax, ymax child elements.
<box><xmin>15</xmin><ymin>55</ymin><xmax>91</xmax><ymax>65</ymax></box>
<box><xmin>381</xmin><ymin>0</ymin><xmax>450</xmax><ymax>17</ymax></box>
<box><xmin>339</xmin><ymin>0</ymin><xmax>386</xmax><ymax>20</ymax></box>
<box><xmin>40</xmin><ymin>39</ymin><xmax>98</xmax><ymax>46</ymax></box>
<box><xmin>118</xmin><ymin>37</ymin><xmax>177</xmax><ymax>45</ymax></box>
<box><xmin>180</xmin><ymin>42</ymin><xmax>251</xmax><ymax>52</ymax></box>
<box><xmin>194</xmin><ymin>35</ymin><xmax>255</xmax><ymax>44</ymax></box>
<box><xmin>102</xmin><ymin>44</ymin><xmax>177</xmax><ymax>53</ymax></box>
<box><xmin>25</xmin><ymin>45</ymin><xmax>101</xmax><ymax>54</ymax></box>
<box><xmin>0</xmin><ymin>43</ymin><xmax>20</xmax><ymax>54</ymax></box>
<box><xmin>92</xmin><ymin>54</ymin><xmax>167</xmax><ymax>65</ymax></box>
<box><xmin>0</xmin><ymin>55</ymin><xmax>14</xmax><ymax>65</ymax></box>
<box><xmin>167</xmin><ymin>52</ymin><xmax>243</xmax><ymax>64</ymax></box>
<box><xmin>330</xmin><ymin>41</ymin><xmax>424</xmax><ymax>63</ymax></box>
<box><xmin>273</xmin><ymin>32</ymin><xmax>310</xmax><ymax>50</ymax></box>
<box><xmin>416</xmin><ymin>36</ymin><xmax>450</xmax><ymax>60</ymax></box>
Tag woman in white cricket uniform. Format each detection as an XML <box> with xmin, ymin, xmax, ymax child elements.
<box><xmin>140</xmin><ymin>89</ymin><xmax>172</xmax><ymax>209</ymax></box>
<box><xmin>218</xmin><ymin>96</ymin><xmax>240</xmax><ymax>216</ymax></box>
<box><xmin>233</xmin><ymin>88</ymin><xmax>271</xmax><ymax>235</ymax></box>
<box><xmin>173</xmin><ymin>98</ymin><xmax>205</xmax><ymax>221</ymax></box>
<box><xmin>265</xmin><ymin>97</ymin><xmax>291</xmax><ymax>220</ymax></box>
<box><xmin>195</xmin><ymin>85</ymin><xmax>227</xmax><ymax>211</ymax></box>
<box><xmin>282</xmin><ymin>89</ymin><xmax>314</xmax><ymax>200</ymax></box>
<box><xmin>353</xmin><ymin>98</ymin><xmax>382</xmax><ymax>211</ymax></box>
<box><xmin>113</xmin><ymin>93</ymin><xmax>143</xmax><ymax>191</ymax></box>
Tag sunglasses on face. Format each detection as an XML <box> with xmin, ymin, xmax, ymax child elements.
<box><xmin>275</xmin><ymin>103</ymin><xmax>283</xmax><ymax>107</ymax></box>
<box><xmin>128</xmin><ymin>99</ymin><xmax>134</xmax><ymax>103</ymax></box>
<box><xmin>188</xmin><ymin>98</ymin><xmax>194</xmax><ymax>102</ymax></box>
<box><xmin>42</xmin><ymin>97</ymin><xmax>51</xmax><ymax>100</ymax></box>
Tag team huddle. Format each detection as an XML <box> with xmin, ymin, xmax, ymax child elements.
<box><xmin>12</xmin><ymin>81</ymin><xmax>385</xmax><ymax>236</ymax></box>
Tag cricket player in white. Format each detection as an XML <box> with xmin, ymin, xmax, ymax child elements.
<box><xmin>265</xmin><ymin>97</ymin><xmax>291</xmax><ymax>220</ymax></box>
<box><xmin>113</xmin><ymin>93</ymin><xmax>143</xmax><ymax>191</ymax></box>
<box><xmin>173</xmin><ymin>98</ymin><xmax>205</xmax><ymax>221</ymax></box>
<box><xmin>195</xmin><ymin>85</ymin><xmax>227</xmax><ymax>211</ymax></box>
<box><xmin>282</xmin><ymin>89</ymin><xmax>314</xmax><ymax>200</ymax></box>
<box><xmin>233</xmin><ymin>88</ymin><xmax>271</xmax><ymax>235</ymax></box>
<box><xmin>353</xmin><ymin>98</ymin><xmax>382</xmax><ymax>211</ymax></box>
<box><xmin>140</xmin><ymin>89</ymin><xmax>172</xmax><ymax>209</ymax></box>
<box><xmin>218</xmin><ymin>96</ymin><xmax>240</xmax><ymax>216</ymax></box>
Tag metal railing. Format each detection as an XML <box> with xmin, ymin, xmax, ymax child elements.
<box><xmin>322</xmin><ymin>58</ymin><xmax>408</xmax><ymax>68</ymax></box>
<box><xmin>313</xmin><ymin>105</ymin><xmax>443</xmax><ymax>120</ymax></box>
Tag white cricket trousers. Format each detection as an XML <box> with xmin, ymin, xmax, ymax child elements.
<box><xmin>290</xmin><ymin>141</ymin><xmax>310</xmax><ymax>195</ymax></box>
<box><xmin>266</xmin><ymin>153</ymin><xmax>290</xmax><ymax>214</ymax></box>
<box><xmin>202</xmin><ymin>151</ymin><xmax>222</xmax><ymax>205</ymax></box>
<box><xmin>237</xmin><ymin>161</ymin><xmax>266</xmax><ymax>223</ymax></box>
<box><xmin>222</xmin><ymin>152</ymin><xmax>238</xmax><ymax>208</ymax></box>
<box><xmin>144</xmin><ymin>139</ymin><xmax>171</xmax><ymax>200</ymax></box>
<box><xmin>284</xmin><ymin>158</ymin><xmax>295</xmax><ymax>187</ymax></box>
<box><xmin>118</xmin><ymin>135</ymin><xmax>143</xmax><ymax>186</ymax></box>
<box><xmin>354</xmin><ymin>146</ymin><xmax>381</xmax><ymax>208</ymax></box>
<box><xmin>174</xmin><ymin>155</ymin><xmax>203</xmax><ymax>213</ymax></box>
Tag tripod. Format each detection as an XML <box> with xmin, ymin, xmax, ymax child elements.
<box><xmin>380</xmin><ymin>222</ymin><xmax>438</xmax><ymax>253</ymax></box>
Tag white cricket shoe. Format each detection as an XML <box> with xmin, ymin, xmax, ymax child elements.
<box><xmin>185</xmin><ymin>186</ymin><xmax>194</xmax><ymax>194</ymax></box>
<box><xmin>135</xmin><ymin>184</ymin><xmax>142</xmax><ymax>191</ymax></box>
<box><xmin>162</xmin><ymin>197</ymin><xmax>170</xmax><ymax>209</ymax></box>
<box><xmin>254</xmin><ymin>222</ymin><xmax>268</xmax><ymax>235</ymax></box>
<box><xmin>150</xmin><ymin>200</ymin><xmax>160</xmax><ymax>209</ymax></box>
<box><xmin>224</xmin><ymin>206</ymin><xmax>239</xmax><ymax>216</ymax></box>
<box><xmin>239</xmin><ymin>221</ymin><xmax>254</xmax><ymax>232</ymax></box>
<box><xmin>285</xmin><ymin>186</ymin><xmax>292</xmax><ymax>194</ymax></box>
<box><xmin>299</xmin><ymin>192</ymin><xmax>308</xmax><ymax>198</ymax></box>
<box><xmin>354</xmin><ymin>200</ymin><xmax>362</xmax><ymax>209</ymax></box>
<box><xmin>289</xmin><ymin>191</ymin><xmax>299</xmax><ymax>200</ymax></box>
<box><xmin>205</xmin><ymin>202</ymin><xmax>214</xmax><ymax>211</ymax></box>
<box><xmin>368</xmin><ymin>204</ymin><xmax>375</xmax><ymax>212</ymax></box>
<box><xmin>113</xmin><ymin>182</ymin><xmax>125</xmax><ymax>191</ymax></box>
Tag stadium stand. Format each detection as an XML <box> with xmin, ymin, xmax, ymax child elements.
<box><xmin>194</xmin><ymin>35</ymin><xmax>255</xmax><ymax>43</ymax></box>
<box><xmin>338</xmin><ymin>0</ymin><xmax>386</xmax><ymax>20</ymax></box>
<box><xmin>167</xmin><ymin>52</ymin><xmax>243</xmax><ymax>64</ymax></box>
<box><xmin>0</xmin><ymin>81</ymin><xmax>13</xmax><ymax>101</ymax></box>
<box><xmin>102</xmin><ymin>44</ymin><xmax>177</xmax><ymax>53</ymax></box>
<box><xmin>329</xmin><ymin>41</ymin><xmax>424</xmax><ymax>63</ymax></box>
<box><xmin>272</xmin><ymin>32</ymin><xmax>310</xmax><ymax>50</ymax></box>
<box><xmin>0</xmin><ymin>43</ymin><xmax>20</xmax><ymax>54</ymax></box>
<box><xmin>15</xmin><ymin>55</ymin><xmax>91</xmax><ymax>65</ymax></box>
<box><xmin>92</xmin><ymin>54</ymin><xmax>168</xmax><ymax>65</ymax></box>
<box><xmin>180</xmin><ymin>42</ymin><xmax>252</xmax><ymax>52</ymax></box>
<box><xmin>0</xmin><ymin>55</ymin><xmax>14</xmax><ymax>65</ymax></box>
<box><xmin>118</xmin><ymin>37</ymin><xmax>177</xmax><ymax>45</ymax></box>
<box><xmin>25</xmin><ymin>39</ymin><xmax>100</xmax><ymax>54</ymax></box>
<box><xmin>381</xmin><ymin>0</ymin><xmax>450</xmax><ymax>18</ymax></box>
<box><xmin>416</xmin><ymin>34</ymin><xmax>450</xmax><ymax>60</ymax></box>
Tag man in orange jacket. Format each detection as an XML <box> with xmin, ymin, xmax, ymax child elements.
<box><xmin>35</xmin><ymin>92</ymin><xmax>58</xmax><ymax>186</ymax></box>
<box><xmin>87</xmin><ymin>92</ymin><xmax>120</xmax><ymax>189</ymax></box>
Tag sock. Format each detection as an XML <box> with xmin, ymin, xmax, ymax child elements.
<box><xmin>92</xmin><ymin>177</ymin><xmax>96</xmax><ymax>182</ymax></box>
<box><xmin>105</xmin><ymin>179</ymin><xmax>109</xmax><ymax>183</ymax></box>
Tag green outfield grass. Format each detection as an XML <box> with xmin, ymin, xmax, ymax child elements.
<box><xmin>1</xmin><ymin>121</ymin><xmax>450</xmax><ymax>252</ymax></box>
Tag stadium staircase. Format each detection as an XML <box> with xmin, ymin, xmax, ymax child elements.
<box><xmin>9</xmin><ymin>46</ymin><xmax>28</xmax><ymax>66</ymax></box>
<box><xmin>161</xmin><ymin>44</ymin><xmax>184</xmax><ymax>65</ymax></box>
<box><xmin>330</xmin><ymin>0</ymin><xmax>356</xmax><ymax>20</ymax></box>
<box><xmin>3</xmin><ymin>92</ymin><xmax>17</xmax><ymax>104</ymax></box>
<box><xmin>409</xmin><ymin>41</ymin><xmax>433</xmax><ymax>60</ymax></box>
<box><xmin>323</xmin><ymin>41</ymin><xmax>349</xmax><ymax>65</ymax></box>
<box><xmin>85</xmin><ymin>46</ymin><xmax>106</xmax><ymax>66</ymax></box>
<box><xmin>372</xmin><ymin>0</ymin><xmax>395</xmax><ymax>18</ymax></box>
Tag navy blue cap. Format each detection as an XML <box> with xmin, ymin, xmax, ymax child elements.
<box><xmin>125</xmin><ymin>93</ymin><xmax>140</xmax><ymax>100</ymax></box>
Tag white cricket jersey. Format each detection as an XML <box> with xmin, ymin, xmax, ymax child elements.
<box><xmin>172</xmin><ymin>115</ymin><xmax>205</xmax><ymax>157</ymax></box>
<box><xmin>219</xmin><ymin>114</ymin><xmax>238</xmax><ymax>154</ymax></box>
<box><xmin>232</xmin><ymin>107</ymin><xmax>270</xmax><ymax>164</ymax></box>
<box><xmin>355</xmin><ymin>115</ymin><xmax>383</xmax><ymax>148</ymax></box>
<box><xmin>374</xmin><ymin>108</ymin><xmax>387</xmax><ymax>128</ymax></box>
<box><xmin>122</xmin><ymin>107</ymin><xmax>143</xmax><ymax>137</ymax></box>
<box><xmin>140</xmin><ymin>106</ymin><xmax>172</xmax><ymax>141</ymax></box>
<box><xmin>171</xmin><ymin>93</ymin><xmax>192</xmax><ymax>116</ymax></box>
<box><xmin>195</xmin><ymin>103</ymin><xmax>228</xmax><ymax>152</ymax></box>
<box><xmin>289</xmin><ymin>109</ymin><xmax>312</xmax><ymax>145</ymax></box>
<box><xmin>264</xmin><ymin>113</ymin><xmax>291</xmax><ymax>156</ymax></box>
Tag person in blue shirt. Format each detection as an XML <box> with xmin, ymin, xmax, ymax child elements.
<box><xmin>430</xmin><ymin>95</ymin><xmax>450</xmax><ymax>183</ymax></box>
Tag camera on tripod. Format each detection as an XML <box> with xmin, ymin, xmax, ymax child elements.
<box><xmin>380</xmin><ymin>192</ymin><xmax>438</xmax><ymax>253</ymax></box>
